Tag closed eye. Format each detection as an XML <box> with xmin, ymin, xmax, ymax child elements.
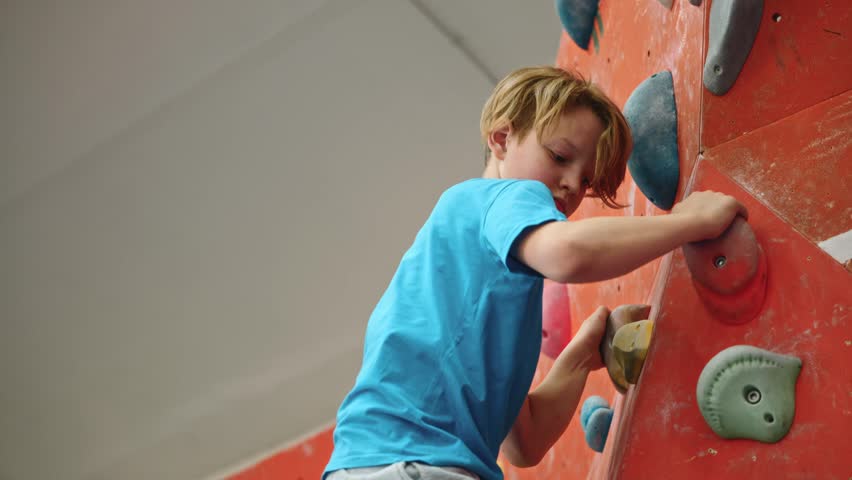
<box><xmin>548</xmin><ymin>148</ymin><xmax>572</xmax><ymax>165</ymax></box>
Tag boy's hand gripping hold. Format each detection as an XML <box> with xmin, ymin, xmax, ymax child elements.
<box><xmin>599</xmin><ymin>304</ymin><xmax>653</xmax><ymax>393</ymax></box>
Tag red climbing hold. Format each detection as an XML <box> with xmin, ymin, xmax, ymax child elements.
<box><xmin>682</xmin><ymin>216</ymin><xmax>768</xmax><ymax>324</ymax></box>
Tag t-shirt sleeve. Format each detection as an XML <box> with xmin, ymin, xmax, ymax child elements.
<box><xmin>482</xmin><ymin>180</ymin><xmax>567</xmax><ymax>275</ymax></box>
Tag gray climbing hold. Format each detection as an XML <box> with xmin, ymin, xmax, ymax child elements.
<box><xmin>703</xmin><ymin>0</ymin><xmax>764</xmax><ymax>95</ymax></box>
<box><xmin>690</xmin><ymin>0</ymin><xmax>703</xmax><ymax>5</ymax></box>
<box><xmin>624</xmin><ymin>71</ymin><xmax>679</xmax><ymax>210</ymax></box>
<box><xmin>696</xmin><ymin>345</ymin><xmax>802</xmax><ymax>443</ymax></box>
<box><xmin>555</xmin><ymin>0</ymin><xmax>599</xmax><ymax>50</ymax></box>
<box><xmin>657</xmin><ymin>0</ymin><xmax>673</xmax><ymax>9</ymax></box>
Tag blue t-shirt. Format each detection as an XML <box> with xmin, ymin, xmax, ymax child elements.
<box><xmin>324</xmin><ymin>179</ymin><xmax>566</xmax><ymax>479</ymax></box>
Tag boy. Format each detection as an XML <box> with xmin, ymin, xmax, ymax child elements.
<box><xmin>324</xmin><ymin>66</ymin><xmax>745</xmax><ymax>479</ymax></box>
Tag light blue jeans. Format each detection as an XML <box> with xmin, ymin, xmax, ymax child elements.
<box><xmin>326</xmin><ymin>462</ymin><xmax>480</xmax><ymax>480</ymax></box>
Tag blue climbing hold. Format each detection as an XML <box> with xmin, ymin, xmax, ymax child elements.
<box><xmin>624</xmin><ymin>70</ymin><xmax>679</xmax><ymax>210</ymax></box>
<box><xmin>580</xmin><ymin>395</ymin><xmax>609</xmax><ymax>429</ymax></box>
<box><xmin>555</xmin><ymin>0</ymin><xmax>599</xmax><ymax>50</ymax></box>
<box><xmin>584</xmin><ymin>406</ymin><xmax>614</xmax><ymax>452</ymax></box>
<box><xmin>581</xmin><ymin>396</ymin><xmax>614</xmax><ymax>452</ymax></box>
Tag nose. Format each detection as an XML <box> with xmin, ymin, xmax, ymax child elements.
<box><xmin>560</xmin><ymin>170</ymin><xmax>585</xmax><ymax>195</ymax></box>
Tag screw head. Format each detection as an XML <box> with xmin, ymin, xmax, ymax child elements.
<box><xmin>745</xmin><ymin>387</ymin><xmax>761</xmax><ymax>404</ymax></box>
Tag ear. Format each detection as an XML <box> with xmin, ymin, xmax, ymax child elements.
<box><xmin>487</xmin><ymin>124</ymin><xmax>512</xmax><ymax>160</ymax></box>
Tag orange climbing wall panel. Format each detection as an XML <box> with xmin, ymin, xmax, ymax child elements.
<box><xmin>229</xmin><ymin>427</ymin><xmax>333</xmax><ymax>480</ymax></box>
<box><xmin>613</xmin><ymin>159</ymin><xmax>852</xmax><ymax>479</ymax></box>
<box><xmin>704</xmin><ymin>90</ymin><xmax>852</xmax><ymax>248</ymax></box>
<box><xmin>701</xmin><ymin>0</ymin><xmax>852</xmax><ymax>149</ymax></box>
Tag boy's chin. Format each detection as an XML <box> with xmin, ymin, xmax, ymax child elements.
<box><xmin>561</xmin><ymin>204</ymin><xmax>581</xmax><ymax>217</ymax></box>
<box><xmin>554</xmin><ymin>199</ymin><xmax>575</xmax><ymax>216</ymax></box>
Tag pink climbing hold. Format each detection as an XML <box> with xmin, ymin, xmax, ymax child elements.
<box><xmin>541</xmin><ymin>280</ymin><xmax>573</xmax><ymax>358</ymax></box>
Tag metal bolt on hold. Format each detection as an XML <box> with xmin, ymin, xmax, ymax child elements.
<box><xmin>745</xmin><ymin>387</ymin><xmax>761</xmax><ymax>404</ymax></box>
<box><xmin>714</xmin><ymin>256</ymin><xmax>727</xmax><ymax>268</ymax></box>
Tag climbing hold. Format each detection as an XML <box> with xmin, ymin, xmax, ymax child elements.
<box><xmin>541</xmin><ymin>280</ymin><xmax>573</xmax><ymax>359</ymax></box>
<box><xmin>580</xmin><ymin>395</ymin><xmax>609</xmax><ymax>428</ymax></box>
<box><xmin>696</xmin><ymin>345</ymin><xmax>802</xmax><ymax>443</ymax></box>
<box><xmin>555</xmin><ymin>0</ymin><xmax>599</xmax><ymax>50</ymax></box>
<box><xmin>703</xmin><ymin>0</ymin><xmax>764</xmax><ymax>95</ymax></box>
<box><xmin>580</xmin><ymin>396</ymin><xmax>613</xmax><ymax>452</ymax></box>
<box><xmin>585</xmin><ymin>407</ymin><xmax>613</xmax><ymax>452</ymax></box>
<box><xmin>623</xmin><ymin>71</ymin><xmax>679</xmax><ymax>210</ymax></box>
<box><xmin>684</xmin><ymin>216</ymin><xmax>760</xmax><ymax>294</ymax></box>
<box><xmin>657</xmin><ymin>0</ymin><xmax>673</xmax><ymax>9</ymax></box>
<box><xmin>689</xmin><ymin>0</ymin><xmax>702</xmax><ymax>5</ymax></box>
<box><xmin>612</xmin><ymin>320</ymin><xmax>655</xmax><ymax>384</ymax></box>
<box><xmin>600</xmin><ymin>304</ymin><xmax>652</xmax><ymax>393</ymax></box>
<box><xmin>682</xmin><ymin>216</ymin><xmax>768</xmax><ymax>324</ymax></box>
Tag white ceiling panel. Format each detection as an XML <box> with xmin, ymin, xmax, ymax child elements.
<box><xmin>415</xmin><ymin>0</ymin><xmax>563</xmax><ymax>81</ymax></box>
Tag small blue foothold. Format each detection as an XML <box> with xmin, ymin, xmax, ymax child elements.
<box><xmin>580</xmin><ymin>395</ymin><xmax>609</xmax><ymax>430</ymax></box>
<box><xmin>555</xmin><ymin>0</ymin><xmax>599</xmax><ymax>50</ymax></box>
<box><xmin>624</xmin><ymin>70</ymin><xmax>680</xmax><ymax>210</ymax></box>
<box><xmin>584</xmin><ymin>407</ymin><xmax>614</xmax><ymax>452</ymax></box>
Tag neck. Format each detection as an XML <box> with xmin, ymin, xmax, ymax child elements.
<box><xmin>482</xmin><ymin>158</ymin><xmax>501</xmax><ymax>179</ymax></box>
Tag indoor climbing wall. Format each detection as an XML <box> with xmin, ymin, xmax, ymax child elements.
<box><xmin>502</xmin><ymin>0</ymin><xmax>851</xmax><ymax>478</ymax></box>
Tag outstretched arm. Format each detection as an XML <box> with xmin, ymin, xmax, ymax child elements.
<box><xmin>516</xmin><ymin>191</ymin><xmax>747</xmax><ymax>283</ymax></box>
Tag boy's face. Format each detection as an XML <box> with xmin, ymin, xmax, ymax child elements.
<box><xmin>492</xmin><ymin>106</ymin><xmax>604</xmax><ymax>217</ymax></box>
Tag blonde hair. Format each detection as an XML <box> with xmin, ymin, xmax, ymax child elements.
<box><xmin>480</xmin><ymin>66</ymin><xmax>632</xmax><ymax>209</ymax></box>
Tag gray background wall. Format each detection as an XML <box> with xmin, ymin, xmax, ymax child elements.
<box><xmin>0</xmin><ymin>1</ymin><xmax>561</xmax><ymax>478</ymax></box>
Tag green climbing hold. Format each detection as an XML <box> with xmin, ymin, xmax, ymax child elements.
<box><xmin>696</xmin><ymin>345</ymin><xmax>802</xmax><ymax>443</ymax></box>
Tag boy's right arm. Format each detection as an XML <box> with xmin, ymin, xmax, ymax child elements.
<box><xmin>517</xmin><ymin>191</ymin><xmax>747</xmax><ymax>284</ymax></box>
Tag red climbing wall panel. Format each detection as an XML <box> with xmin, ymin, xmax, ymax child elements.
<box><xmin>701</xmin><ymin>0</ymin><xmax>852</xmax><ymax>149</ymax></box>
<box><xmin>501</xmin><ymin>0</ymin><xmax>852</xmax><ymax>478</ymax></box>
<box><xmin>229</xmin><ymin>427</ymin><xmax>333</xmax><ymax>480</ymax></box>
<box><xmin>613</xmin><ymin>159</ymin><xmax>852</xmax><ymax>479</ymax></box>
<box><xmin>704</xmin><ymin>91</ymin><xmax>852</xmax><ymax>250</ymax></box>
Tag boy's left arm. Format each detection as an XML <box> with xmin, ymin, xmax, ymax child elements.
<box><xmin>501</xmin><ymin>306</ymin><xmax>609</xmax><ymax>467</ymax></box>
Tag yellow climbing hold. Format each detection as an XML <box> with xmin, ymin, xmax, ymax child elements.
<box><xmin>612</xmin><ymin>320</ymin><xmax>655</xmax><ymax>384</ymax></box>
<box><xmin>600</xmin><ymin>305</ymin><xmax>652</xmax><ymax>393</ymax></box>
